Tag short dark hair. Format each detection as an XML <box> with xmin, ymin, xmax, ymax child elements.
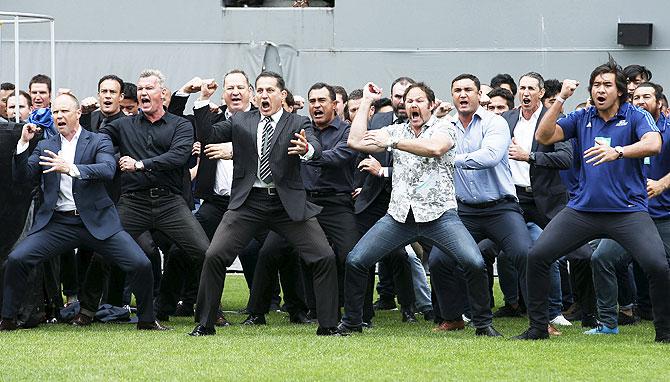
<box><xmin>659</xmin><ymin>93</ymin><xmax>668</xmax><ymax>108</ymax></box>
<box><xmin>256</xmin><ymin>71</ymin><xmax>285</xmax><ymax>91</ymax></box>
<box><xmin>333</xmin><ymin>85</ymin><xmax>348</xmax><ymax>103</ymax></box>
<box><xmin>285</xmin><ymin>89</ymin><xmax>295</xmax><ymax>108</ymax></box>
<box><xmin>403</xmin><ymin>82</ymin><xmax>435</xmax><ymax>104</ymax></box>
<box><xmin>634</xmin><ymin>81</ymin><xmax>664</xmax><ymax>100</ymax></box>
<box><xmin>98</xmin><ymin>74</ymin><xmax>124</xmax><ymax>93</ymax></box>
<box><xmin>348</xmin><ymin>88</ymin><xmax>363</xmax><ymax>101</ymax></box>
<box><xmin>373</xmin><ymin>97</ymin><xmax>392</xmax><ymax>113</ymax></box>
<box><xmin>589</xmin><ymin>55</ymin><xmax>628</xmax><ymax>105</ymax></box>
<box><xmin>488</xmin><ymin>87</ymin><xmax>515</xmax><ymax>110</ymax></box>
<box><xmin>624</xmin><ymin>64</ymin><xmax>652</xmax><ymax>82</ymax></box>
<box><xmin>542</xmin><ymin>79</ymin><xmax>562</xmax><ymax>101</ymax></box>
<box><xmin>519</xmin><ymin>72</ymin><xmax>544</xmax><ymax>90</ymax></box>
<box><xmin>390</xmin><ymin>77</ymin><xmax>416</xmax><ymax>92</ymax></box>
<box><xmin>308</xmin><ymin>82</ymin><xmax>336</xmax><ymax>101</ymax></box>
<box><xmin>224</xmin><ymin>69</ymin><xmax>251</xmax><ymax>86</ymax></box>
<box><xmin>123</xmin><ymin>82</ymin><xmax>138</xmax><ymax>102</ymax></box>
<box><xmin>490</xmin><ymin>73</ymin><xmax>517</xmax><ymax>95</ymax></box>
<box><xmin>1</xmin><ymin>82</ymin><xmax>15</xmax><ymax>91</ymax></box>
<box><xmin>452</xmin><ymin>74</ymin><xmax>481</xmax><ymax>91</ymax></box>
<box><xmin>8</xmin><ymin>90</ymin><xmax>31</xmax><ymax>108</ymax></box>
<box><xmin>29</xmin><ymin>74</ymin><xmax>52</xmax><ymax>93</ymax></box>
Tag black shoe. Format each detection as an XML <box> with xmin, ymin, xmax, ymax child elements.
<box><xmin>137</xmin><ymin>320</ymin><xmax>171</xmax><ymax>331</ymax></box>
<box><xmin>306</xmin><ymin>310</ymin><xmax>317</xmax><ymax>321</ymax></box>
<box><xmin>422</xmin><ymin>309</ymin><xmax>435</xmax><ymax>322</ymax></box>
<box><xmin>289</xmin><ymin>311</ymin><xmax>315</xmax><ymax>324</ymax></box>
<box><xmin>563</xmin><ymin>303</ymin><xmax>582</xmax><ymax>321</ymax></box>
<box><xmin>493</xmin><ymin>304</ymin><xmax>522</xmax><ymax>318</ymax></box>
<box><xmin>362</xmin><ymin>320</ymin><xmax>373</xmax><ymax>329</ymax></box>
<box><xmin>373</xmin><ymin>298</ymin><xmax>397</xmax><ymax>311</ymax></box>
<box><xmin>401</xmin><ymin>310</ymin><xmax>417</xmax><ymax>323</ymax></box>
<box><xmin>581</xmin><ymin>314</ymin><xmax>598</xmax><ymax>328</ymax></box>
<box><xmin>241</xmin><ymin>314</ymin><xmax>266</xmax><ymax>325</ymax></box>
<box><xmin>475</xmin><ymin>325</ymin><xmax>503</xmax><ymax>337</ymax></box>
<box><xmin>618</xmin><ymin>311</ymin><xmax>640</xmax><ymax>326</ymax></box>
<box><xmin>269</xmin><ymin>302</ymin><xmax>281</xmax><ymax>312</ymax></box>
<box><xmin>189</xmin><ymin>324</ymin><xmax>215</xmax><ymax>336</ymax></box>
<box><xmin>317</xmin><ymin>322</ymin><xmax>362</xmax><ymax>336</ymax></box>
<box><xmin>512</xmin><ymin>327</ymin><xmax>550</xmax><ymax>340</ymax></box>
<box><xmin>155</xmin><ymin>313</ymin><xmax>170</xmax><ymax>322</ymax></box>
<box><xmin>174</xmin><ymin>302</ymin><xmax>194</xmax><ymax>317</ymax></box>
<box><xmin>0</xmin><ymin>319</ymin><xmax>18</xmax><ymax>331</ymax></box>
<box><xmin>655</xmin><ymin>332</ymin><xmax>670</xmax><ymax>343</ymax></box>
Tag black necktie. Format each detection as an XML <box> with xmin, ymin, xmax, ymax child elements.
<box><xmin>258</xmin><ymin>116</ymin><xmax>275</xmax><ymax>183</ymax></box>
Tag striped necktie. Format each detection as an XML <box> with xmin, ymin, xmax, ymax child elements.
<box><xmin>258</xmin><ymin>116</ymin><xmax>275</xmax><ymax>183</ymax></box>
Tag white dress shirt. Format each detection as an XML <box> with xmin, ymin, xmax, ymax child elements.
<box><xmin>509</xmin><ymin>107</ymin><xmax>542</xmax><ymax>188</ymax></box>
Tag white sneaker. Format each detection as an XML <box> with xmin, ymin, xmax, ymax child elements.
<box><xmin>550</xmin><ymin>314</ymin><xmax>573</xmax><ymax>326</ymax></box>
<box><xmin>462</xmin><ymin>314</ymin><xmax>471</xmax><ymax>324</ymax></box>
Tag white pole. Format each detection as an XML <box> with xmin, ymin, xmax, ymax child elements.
<box><xmin>50</xmin><ymin>20</ymin><xmax>55</xmax><ymax>95</ymax></box>
<box><xmin>14</xmin><ymin>16</ymin><xmax>20</xmax><ymax>122</ymax></box>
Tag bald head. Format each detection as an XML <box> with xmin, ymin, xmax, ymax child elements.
<box><xmin>52</xmin><ymin>93</ymin><xmax>82</xmax><ymax>139</ymax></box>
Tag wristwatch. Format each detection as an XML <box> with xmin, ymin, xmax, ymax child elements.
<box><xmin>387</xmin><ymin>137</ymin><xmax>399</xmax><ymax>151</ymax></box>
<box><xmin>614</xmin><ymin>146</ymin><xmax>624</xmax><ymax>160</ymax></box>
<box><xmin>528</xmin><ymin>152</ymin><xmax>536</xmax><ymax>164</ymax></box>
<box><xmin>134</xmin><ymin>160</ymin><xmax>145</xmax><ymax>171</ymax></box>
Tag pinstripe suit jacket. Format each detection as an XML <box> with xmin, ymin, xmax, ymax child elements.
<box><xmin>195</xmin><ymin>107</ymin><xmax>322</xmax><ymax>221</ymax></box>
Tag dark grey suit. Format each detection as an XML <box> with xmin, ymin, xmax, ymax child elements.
<box><xmin>193</xmin><ymin>108</ymin><xmax>340</xmax><ymax>329</ymax></box>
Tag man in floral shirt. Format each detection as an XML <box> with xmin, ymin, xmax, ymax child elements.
<box><xmin>339</xmin><ymin>81</ymin><xmax>500</xmax><ymax>337</ymax></box>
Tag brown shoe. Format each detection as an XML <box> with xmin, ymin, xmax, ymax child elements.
<box><xmin>548</xmin><ymin>324</ymin><xmax>562</xmax><ymax>336</ymax></box>
<box><xmin>433</xmin><ymin>320</ymin><xmax>465</xmax><ymax>332</ymax></box>
<box><xmin>137</xmin><ymin>320</ymin><xmax>171</xmax><ymax>331</ymax></box>
<box><xmin>215</xmin><ymin>312</ymin><xmax>231</xmax><ymax>327</ymax></box>
<box><xmin>72</xmin><ymin>313</ymin><xmax>93</xmax><ymax>327</ymax></box>
<box><xmin>0</xmin><ymin>319</ymin><xmax>18</xmax><ymax>331</ymax></box>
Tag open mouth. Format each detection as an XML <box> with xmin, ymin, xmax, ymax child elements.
<box><xmin>596</xmin><ymin>96</ymin><xmax>607</xmax><ymax>104</ymax></box>
<box><xmin>261</xmin><ymin>100</ymin><xmax>270</xmax><ymax>109</ymax></box>
<box><xmin>459</xmin><ymin>100</ymin><xmax>469</xmax><ymax>107</ymax></box>
<box><xmin>103</xmin><ymin>101</ymin><xmax>113</xmax><ymax>107</ymax></box>
<box><xmin>230</xmin><ymin>96</ymin><xmax>242</xmax><ymax>103</ymax></box>
<box><xmin>313</xmin><ymin>110</ymin><xmax>324</xmax><ymax>118</ymax></box>
<box><xmin>140</xmin><ymin>96</ymin><xmax>151</xmax><ymax>108</ymax></box>
<box><xmin>57</xmin><ymin>121</ymin><xmax>66</xmax><ymax>127</ymax></box>
<box><xmin>522</xmin><ymin>98</ymin><xmax>531</xmax><ymax>105</ymax></box>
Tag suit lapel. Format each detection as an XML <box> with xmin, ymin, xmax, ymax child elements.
<box><xmin>531</xmin><ymin>107</ymin><xmax>547</xmax><ymax>151</ymax></box>
<box><xmin>74</xmin><ymin>128</ymin><xmax>91</xmax><ymax>164</ymax></box>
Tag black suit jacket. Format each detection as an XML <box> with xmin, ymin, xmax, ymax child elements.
<box><xmin>195</xmin><ymin>107</ymin><xmax>322</xmax><ymax>221</ymax></box>
<box><xmin>81</xmin><ymin>110</ymin><xmax>125</xmax><ymax>133</ymax></box>
<box><xmin>502</xmin><ymin>107</ymin><xmax>573</xmax><ymax>220</ymax></box>
<box><xmin>354</xmin><ymin>111</ymin><xmax>395</xmax><ymax>214</ymax></box>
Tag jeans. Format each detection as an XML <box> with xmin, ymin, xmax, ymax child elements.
<box><xmin>408</xmin><ymin>251</ymin><xmax>432</xmax><ymax>312</ymax></box>
<box><xmin>343</xmin><ymin>210</ymin><xmax>491</xmax><ymax>328</ymax></box>
<box><xmin>591</xmin><ymin>218</ymin><xmax>670</xmax><ymax>328</ymax></box>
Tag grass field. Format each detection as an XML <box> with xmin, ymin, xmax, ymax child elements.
<box><xmin>0</xmin><ymin>274</ymin><xmax>668</xmax><ymax>381</ymax></box>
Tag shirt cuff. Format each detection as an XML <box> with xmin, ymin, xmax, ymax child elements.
<box><xmin>193</xmin><ymin>100</ymin><xmax>210</xmax><ymax>109</ymax></box>
<box><xmin>174</xmin><ymin>91</ymin><xmax>190</xmax><ymax>97</ymax></box>
<box><xmin>300</xmin><ymin>143</ymin><xmax>315</xmax><ymax>161</ymax></box>
<box><xmin>16</xmin><ymin>140</ymin><xmax>29</xmax><ymax>155</ymax></box>
<box><xmin>378</xmin><ymin>167</ymin><xmax>389</xmax><ymax>177</ymax></box>
<box><xmin>68</xmin><ymin>164</ymin><xmax>81</xmax><ymax>179</ymax></box>
<box><xmin>454</xmin><ymin>154</ymin><xmax>466</xmax><ymax>168</ymax></box>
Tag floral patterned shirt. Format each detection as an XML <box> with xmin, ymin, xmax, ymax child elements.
<box><xmin>382</xmin><ymin>115</ymin><xmax>457</xmax><ymax>223</ymax></box>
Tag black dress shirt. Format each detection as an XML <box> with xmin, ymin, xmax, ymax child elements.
<box><xmin>100</xmin><ymin>111</ymin><xmax>193</xmax><ymax>194</ymax></box>
<box><xmin>301</xmin><ymin>116</ymin><xmax>357</xmax><ymax>193</ymax></box>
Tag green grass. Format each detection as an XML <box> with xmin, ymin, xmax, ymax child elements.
<box><xmin>0</xmin><ymin>274</ymin><xmax>668</xmax><ymax>381</ymax></box>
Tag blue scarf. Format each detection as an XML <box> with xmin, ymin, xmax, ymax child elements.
<box><xmin>28</xmin><ymin>108</ymin><xmax>56</xmax><ymax>139</ymax></box>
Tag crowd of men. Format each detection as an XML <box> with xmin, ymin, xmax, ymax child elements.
<box><xmin>1</xmin><ymin>57</ymin><xmax>669</xmax><ymax>342</ymax></box>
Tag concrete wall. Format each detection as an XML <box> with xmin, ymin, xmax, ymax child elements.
<box><xmin>1</xmin><ymin>0</ymin><xmax>668</xmax><ymax>111</ymax></box>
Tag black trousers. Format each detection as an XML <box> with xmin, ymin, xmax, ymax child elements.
<box><xmin>356</xmin><ymin>190</ymin><xmax>414</xmax><ymax>322</ymax></box>
<box><xmin>157</xmin><ymin>195</ymin><xmax>263</xmax><ymax>316</ymax></box>
<box><xmin>527</xmin><ymin>208</ymin><xmax>670</xmax><ymax>334</ymax></box>
<box><xmin>2</xmin><ymin>213</ymin><xmax>155</xmax><ymax>322</ymax></box>
<box><xmin>79</xmin><ymin>192</ymin><xmax>209</xmax><ymax>316</ymax></box>
<box><xmin>195</xmin><ymin>189</ymin><xmax>339</xmax><ymax>328</ymax></box>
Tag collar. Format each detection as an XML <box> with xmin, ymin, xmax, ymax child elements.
<box><xmin>60</xmin><ymin>125</ymin><xmax>82</xmax><ymax>143</ymax></box>
<box><xmin>587</xmin><ymin>102</ymin><xmax>629</xmax><ymax>121</ymax></box>
<box><xmin>405</xmin><ymin>114</ymin><xmax>438</xmax><ymax>136</ymax></box>
<box><xmin>315</xmin><ymin>115</ymin><xmax>345</xmax><ymax>130</ymax></box>
<box><xmin>140</xmin><ymin>110</ymin><xmax>167</xmax><ymax>124</ymax></box>
<box><xmin>518</xmin><ymin>105</ymin><xmax>542</xmax><ymax>122</ymax></box>
<box><xmin>264</xmin><ymin>107</ymin><xmax>284</xmax><ymax>124</ymax></box>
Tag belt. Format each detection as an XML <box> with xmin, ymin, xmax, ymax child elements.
<box><xmin>306</xmin><ymin>191</ymin><xmax>350</xmax><ymax>198</ymax></box>
<box><xmin>56</xmin><ymin>209</ymin><xmax>80</xmax><ymax>216</ymax></box>
<box><xmin>515</xmin><ymin>185</ymin><xmax>533</xmax><ymax>194</ymax></box>
<box><xmin>252</xmin><ymin>187</ymin><xmax>278</xmax><ymax>196</ymax></box>
<box><xmin>133</xmin><ymin>187</ymin><xmax>171</xmax><ymax>198</ymax></box>
<box><xmin>458</xmin><ymin>195</ymin><xmax>516</xmax><ymax>209</ymax></box>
